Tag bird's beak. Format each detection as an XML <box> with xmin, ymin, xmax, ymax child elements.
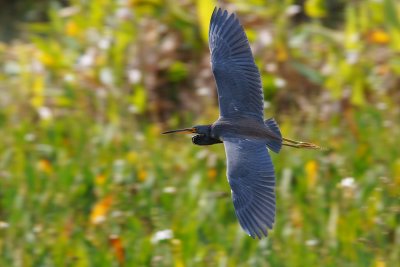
<box><xmin>162</xmin><ymin>128</ymin><xmax>197</xmax><ymax>134</ymax></box>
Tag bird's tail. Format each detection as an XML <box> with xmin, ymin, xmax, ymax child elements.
<box><xmin>264</xmin><ymin>118</ymin><xmax>282</xmax><ymax>153</ymax></box>
<box><xmin>264</xmin><ymin>118</ymin><xmax>323</xmax><ymax>151</ymax></box>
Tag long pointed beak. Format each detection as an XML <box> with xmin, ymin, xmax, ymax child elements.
<box><xmin>162</xmin><ymin>128</ymin><xmax>196</xmax><ymax>134</ymax></box>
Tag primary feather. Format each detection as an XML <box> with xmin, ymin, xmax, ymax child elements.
<box><xmin>209</xmin><ymin>7</ymin><xmax>264</xmax><ymax>121</ymax></box>
<box><xmin>224</xmin><ymin>138</ymin><xmax>275</xmax><ymax>238</ymax></box>
<box><xmin>209</xmin><ymin>8</ymin><xmax>277</xmax><ymax>238</ymax></box>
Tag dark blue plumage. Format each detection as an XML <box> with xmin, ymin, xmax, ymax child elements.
<box><xmin>224</xmin><ymin>138</ymin><xmax>275</xmax><ymax>238</ymax></box>
<box><xmin>209</xmin><ymin>8</ymin><xmax>264</xmax><ymax>121</ymax></box>
<box><xmin>209</xmin><ymin>7</ymin><xmax>276</xmax><ymax>238</ymax></box>
<box><xmin>162</xmin><ymin>7</ymin><xmax>320</xmax><ymax>239</ymax></box>
<box><xmin>265</xmin><ymin>118</ymin><xmax>282</xmax><ymax>153</ymax></box>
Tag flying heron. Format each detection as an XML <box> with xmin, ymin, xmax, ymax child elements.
<box><xmin>163</xmin><ymin>7</ymin><xmax>320</xmax><ymax>239</ymax></box>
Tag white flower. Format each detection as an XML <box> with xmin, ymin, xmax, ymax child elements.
<box><xmin>286</xmin><ymin>5</ymin><xmax>301</xmax><ymax>16</ymax></box>
<box><xmin>263</xmin><ymin>101</ymin><xmax>271</xmax><ymax>109</ymax></box>
<box><xmin>78</xmin><ymin>48</ymin><xmax>96</xmax><ymax>68</ymax></box>
<box><xmin>127</xmin><ymin>69</ymin><xmax>142</xmax><ymax>84</ymax></box>
<box><xmin>100</xmin><ymin>68</ymin><xmax>114</xmax><ymax>86</ymax></box>
<box><xmin>265</xmin><ymin>63</ymin><xmax>277</xmax><ymax>73</ymax></box>
<box><xmin>274</xmin><ymin>77</ymin><xmax>287</xmax><ymax>88</ymax></box>
<box><xmin>340</xmin><ymin>177</ymin><xmax>355</xmax><ymax>189</ymax></box>
<box><xmin>196</xmin><ymin>87</ymin><xmax>211</xmax><ymax>96</ymax></box>
<box><xmin>0</xmin><ymin>221</ymin><xmax>10</xmax><ymax>229</ymax></box>
<box><xmin>64</xmin><ymin>74</ymin><xmax>75</xmax><ymax>82</ymax></box>
<box><xmin>163</xmin><ymin>187</ymin><xmax>177</xmax><ymax>194</ymax></box>
<box><xmin>98</xmin><ymin>38</ymin><xmax>111</xmax><ymax>50</ymax></box>
<box><xmin>259</xmin><ymin>30</ymin><xmax>273</xmax><ymax>46</ymax></box>
<box><xmin>37</xmin><ymin>107</ymin><xmax>53</xmax><ymax>120</ymax></box>
<box><xmin>151</xmin><ymin>229</ymin><xmax>173</xmax><ymax>243</ymax></box>
<box><xmin>305</xmin><ymin>239</ymin><xmax>319</xmax><ymax>246</ymax></box>
<box><xmin>116</xmin><ymin>8</ymin><xmax>132</xmax><ymax>20</ymax></box>
<box><xmin>346</xmin><ymin>51</ymin><xmax>359</xmax><ymax>65</ymax></box>
<box><xmin>24</xmin><ymin>133</ymin><xmax>36</xmax><ymax>142</ymax></box>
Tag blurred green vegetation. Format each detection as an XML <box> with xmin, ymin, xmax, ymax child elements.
<box><xmin>0</xmin><ymin>0</ymin><xmax>399</xmax><ymax>266</ymax></box>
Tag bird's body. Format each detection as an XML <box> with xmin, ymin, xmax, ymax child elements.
<box><xmin>191</xmin><ymin>116</ymin><xmax>282</xmax><ymax>153</ymax></box>
<box><xmin>163</xmin><ymin>7</ymin><xmax>320</xmax><ymax>239</ymax></box>
<box><xmin>212</xmin><ymin>116</ymin><xmax>281</xmax><ymax>143</ymax></box>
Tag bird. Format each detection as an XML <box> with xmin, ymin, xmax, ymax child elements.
<box><xmin>162</xmin><ymin>7</ymin><xmax>320</xmax><ymax>239</ymax></box>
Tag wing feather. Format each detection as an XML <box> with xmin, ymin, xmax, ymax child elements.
<box><xmin>209</xmin><ymin>8</ymin><xmax>264</xmax><ymax>121</ymax></box>
<box><xmin>223</xmin><ymin>138</ymin><xmax>276</xmax><ymax>239</ymax></box>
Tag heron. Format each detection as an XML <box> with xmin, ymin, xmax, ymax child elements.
<box><xmin>163</xmin><ymin>7</ymin><xmax>320</xmax><ymax>239</ymax></box>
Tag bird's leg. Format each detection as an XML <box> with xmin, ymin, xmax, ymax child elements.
<box><xmin>282</xmin><ymin>137</ymin><xmax>321</xmax><ymax>149</ymax></box>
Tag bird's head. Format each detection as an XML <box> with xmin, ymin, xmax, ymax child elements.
<box><xmin>163</xmin><ymin>125</ymin><xmax>222</xmax><ymax>146</ymax></box>
<box><xmin>162</xmin><ymin>125</ymin><xmax>211</xmax><ymax>136</ymax></box>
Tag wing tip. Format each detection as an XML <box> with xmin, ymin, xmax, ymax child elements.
<box><xmin>244</xmin><ymin>226</ymin><xmax>271</xmax><ymax>240</ymax></box>
<box><xmin>211</xmin><ymin>7</ymin><xmax>217</xmax><ymax>19</ymax></box>
<box><xmin>210</xmin><ymin>6</ymin><xmax>238</xmax><ymax>31</ymax></box>
<box><xmin>236</xmin><ymin>209</ymin><xmax>274</xmax><ymax>239</ymax></box>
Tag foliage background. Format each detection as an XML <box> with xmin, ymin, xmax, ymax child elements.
<box><xmin>0</xmin><ymin>0</ymin><xmax>399</xmax><ymax>266</ymax></box>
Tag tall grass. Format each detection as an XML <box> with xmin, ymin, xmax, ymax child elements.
<box><xmin>0</xmin><ymin>0</ymin><xmax>399</xmax><ymax>266</ymax></box>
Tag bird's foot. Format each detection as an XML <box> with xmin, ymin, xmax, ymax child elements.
<box><xmin>282</xmin><ymin>138</ymin><xmax>322</xmax><ymax>150</ymax></box>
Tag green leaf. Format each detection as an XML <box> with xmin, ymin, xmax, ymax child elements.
<box><xmin>168</xmin><ymin>61</ymin><xmax>188</xmax><ymax>82</ymax></box>
<box><xmin>305</xmin><ymin>0</ymin><xmax>326</xmax><ymax>18</ymax></box>
<box><xmin>131</xmin><ymin>85</ymin><xmax>147</xmax><ymax>113</ymax></box>
<box><xmin>351</xmin><ymin>77</ymin><xmax>365</xmax><ymax>106</ymax></box>
<box><xmin>291</xmin><ymin>61</ymin><xmax>324</xmax><ymax>85</ymax></box>
<box><xmin>384</xmin><ymin>0</ymin><xmax>400</xmax><ymax>28</ymax></box>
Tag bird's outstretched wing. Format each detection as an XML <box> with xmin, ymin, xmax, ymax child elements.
<box><xmin>209</xmin><ymin>8</ymin><xmax>264</xmax><ymax>121</ymax></box>
<box><xmin>224</xmin><ymin>138</ymin><xmax>275</xmax><ymax>238</ymax></box>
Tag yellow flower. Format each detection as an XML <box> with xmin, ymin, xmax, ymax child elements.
<box><xmin>375</xmin><ymin>259</ymin><xmax>386</xmax><ymax>267</ymax></box>
<box><xmin>150</xmin><ymin>124</ymin><xmax>161</xmax><ymax>137</ymax></box>
<box><xmin>30</xmin><ymin>76</ymin><xmax>44</xmax><ymax>108</ymax></box>
<box><xmin>37</xmin><ymin>159</ymin><xmax>52</xmax><ymax>174</ymax></box>
<box><xmin>65</xmin><ymin>21</ymin><xmax>79</xmax><ymax>37</ymax></box>
<box><xmin>38</xmin><ymin>52</ymin><xmax>55</xmax><ymax>66</ymax></box>
<box><xmin>207</xmin><ymin>168</ymin><xmax>217</xmax><ymax>182</ymax></box>
<box><xmin>391</xmin><ymin>158</ymin><xmax>400</xmax><ymax>196</ymax></box>
<box><xmin>171</xmin><ymin>239</ymin><xmax>184</xmax><ymax>267</ymax></box>
<box><xmin>305</xmin><ymin>160</ymin><xmax>318</xmax><ymax>190</ymax></box>
<box><xmin>138</xmin><ymin>169</ymin><xmax>147</xmax><ymax>182</ymax></box>
<box><xmin>95</xmin><ymin>174</ymin><xmax>107</xmax><ymax>185</ymax></box>
<box><xmin>305</xmin><ymin>0</ymin><xmax>326</xmax><ymax>18</ymax></box>
<box><xmin>31</xmin><ymin>96</ymin><xmax>44</xmax><ymax>109</ymax></box>
<box><xmin>90</xmin><ymin>196</ymin><xmax>113</xmax><ymax>224</ymax></box>
<box><xmin>276</xmin><ymin>45</ymin><xmax>288</xmax><ymax>62</ymax></box>
<box><xmin>126</xmin><ymin>151</ymin><xmax>138</xmax><ymax>164</ymax></box>
<box><xmin>368</xmin><ymin>30</ymin><xmax>390</xmax><ymax>44</ymax></box>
